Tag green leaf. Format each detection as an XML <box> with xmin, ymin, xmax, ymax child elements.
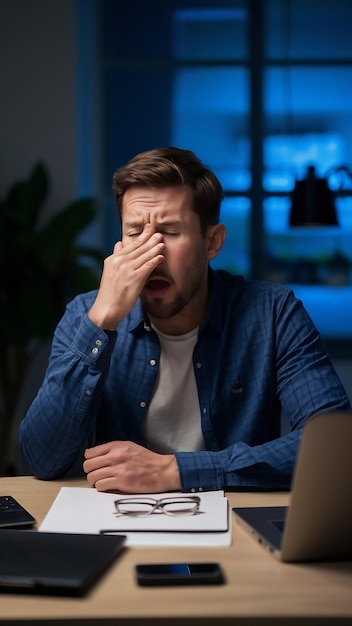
<box><xmin>68</xmin><ymin>264</ymin><xmax>101</xmax><ymax>296</ymax></box>
<box><xmin>3</xmin><ymin>163</ymin><xmax>48</xmax><ymax>230</ymax></box>
<box><xmin>34</xmin><ymin>199</ymin><xmax>96</xmax><ymax>274</ymax></box>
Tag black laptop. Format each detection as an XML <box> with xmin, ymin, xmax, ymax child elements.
<box><xmin>233</xmin><ymin>411</ymin><xmax>352</xmax><ymax>562</ymax></box>
<box><xmin>0</xmin><ymin>530</ymin><xmax>126</xmax><ymax>595</ymax></box>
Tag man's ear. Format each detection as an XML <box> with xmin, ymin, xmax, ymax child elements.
<box><xmin>205</xmin><ymin>223</ymin><xmax>226</xmax><ymax>260</ymax></box>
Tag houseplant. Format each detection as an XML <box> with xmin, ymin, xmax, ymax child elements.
<box><xmin>0</xmin><ymin>163</ymin><xmax>104</xmax><ymax>475</ymax></box>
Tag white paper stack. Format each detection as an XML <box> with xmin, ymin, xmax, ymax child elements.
<box><xmin>39</xmin><ymin>487</ymin><xmax>231</xmax><ymax>546</ymax></box>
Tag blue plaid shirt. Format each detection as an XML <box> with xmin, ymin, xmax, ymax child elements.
<box><xmin>20</xmin><ymin>269</ymin><xmax>350</xmax><ymax>491</ymax></box>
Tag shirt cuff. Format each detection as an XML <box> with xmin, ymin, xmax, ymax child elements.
<box><xmin>174</xmin><ymin>450</ymin><xmax>225</xmax><ymax>492</ymax></box>
<box><xmin>71</xmin><ymin>314</ymin><xmax>117</xmax><ymax>367</ymax></box>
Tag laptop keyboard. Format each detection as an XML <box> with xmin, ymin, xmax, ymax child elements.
<box><xmin>0</xmin><ymin>495</ymin><xmax>36</xmax><ymax>527</ymax></box>
<box><xmin>0</xmin><ymin>496</ymin><xmax>22</xmax><ymax>512</ymax></box>
<box><xmin>270</xmin><ymin>519</ymin><xmax>285</xmax><ymax>532</ymax></box>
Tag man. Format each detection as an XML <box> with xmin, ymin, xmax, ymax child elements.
<box><xmin>20</xmin><ymin>147</ymin><xmax>350</xmax><ymax>493</ymax></box>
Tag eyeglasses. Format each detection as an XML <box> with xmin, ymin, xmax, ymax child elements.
<box><xmin>114</xmin><ymin>496</ymin><xmax>201</xmax><ymax>517</ymax></box>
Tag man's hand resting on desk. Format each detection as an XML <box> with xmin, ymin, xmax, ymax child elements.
<box><xmin>83</xmin><ymin>441</ymin><xmax>181</xmax><ymax>493</ymax></box>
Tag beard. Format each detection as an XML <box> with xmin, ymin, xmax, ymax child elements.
<box><xmin>141</xmin><ymin>265</ymin><xmax>206</xmax><ymax>321</ymax></box>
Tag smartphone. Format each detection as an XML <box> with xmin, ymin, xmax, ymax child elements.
<box><xmin>135</xmin><ymin>562</ymin><xmax>225</xmax><ymax>586</ymax></box>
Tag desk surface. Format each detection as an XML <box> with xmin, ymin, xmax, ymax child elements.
<box><xmin>1</xmin><ymin>476</ymin><xmax>352</xmax><ymax>625</ymax></box>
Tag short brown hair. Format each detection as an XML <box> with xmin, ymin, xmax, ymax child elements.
<box><xmin>112</xmin><ymin>147</ymin><xmax>224</xmax><ymax>235</ymax></box>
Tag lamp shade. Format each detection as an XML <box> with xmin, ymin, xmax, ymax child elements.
<box><xmin>289</xmin><ymin>165</ymin><xmax>339</xmax><ymax>227</ymax></box>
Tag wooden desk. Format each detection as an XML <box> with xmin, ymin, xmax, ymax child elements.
<box><xmin>1</xmin><ymin>475</ymin><xmax>352</xmax><ymax>625</ymax></box>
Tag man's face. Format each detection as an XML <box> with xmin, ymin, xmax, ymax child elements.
<box><xmin>121</xmin><ymin>185</ymin><xmax>211</xmax><ymax>333</ymax></box>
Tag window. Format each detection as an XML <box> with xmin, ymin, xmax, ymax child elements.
<box><xmin>93</xmin><ymin>0</ymin><xmax>352</xmax><ymax>340</ymax></box>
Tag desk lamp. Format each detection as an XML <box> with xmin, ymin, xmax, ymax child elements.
<box><xmin>289</xmin><ymin>165</ymin><xmax>339</xmax><ymax>227</ymax></box>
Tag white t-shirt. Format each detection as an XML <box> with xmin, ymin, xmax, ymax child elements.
<box><xmin>142</xmin><ymin>325</ymin><xmax>205</xmax><ymax>454</ymax></box>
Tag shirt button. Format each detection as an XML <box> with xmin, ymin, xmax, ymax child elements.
<box><xmin>140</xmin><ymin>401</ymin><xmax>147</xmax><ymax>408</ymax></box>
<box><xmin>85</xmin><ymin>390</ymin><xmax>92</xmax><ymax>396</ymax></box>
<box><xmin>203</xmin><ymin>408</ymin><xmax>207</xmax><ymax>414</ymax></box>
<box><xmin>95</xmin><ymin>339</ymin><xmax>102</xmax><ymax>346</ymax></box>
<box><xmin>149</xmin><ymin>359</ymin><xmax>157</xmax><ymax>366</ymax></box>
<box><xmin>196</xmin><ymin>362</ymin><xmax>202</xmax><ymax>368</ymax></box>
<box><xmin>91</xmin><ymin>347</ymin><xmax>99</xmax><ymax>354</ymax></box>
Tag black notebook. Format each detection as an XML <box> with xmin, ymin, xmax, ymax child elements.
<box><xmin>0</xmin><ymin>530</ymin><xmax>126</xmax><ymax>595</ymax></box>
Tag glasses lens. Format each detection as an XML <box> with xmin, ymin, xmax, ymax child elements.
<box><xmin>162</xmin><ymin>498</ymin><xmax>199</xmax><ymax>516</ymax></box>
<box><xmin>115</xmin><ymin>499</ymin><xmax>153</xmax><ymax>516</ymax></box>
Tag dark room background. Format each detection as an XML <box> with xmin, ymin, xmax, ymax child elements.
<box><xmin>1</xmin><ymin>0</ymin><xmax>352</xmax><ymax>471</ymax></box>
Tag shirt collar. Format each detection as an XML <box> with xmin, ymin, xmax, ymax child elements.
<box><xmin>127</xmin><ymin>299</ymin><xmax>147</xmax><ymax>332</ymax></box>
<box><xmin>201</xmin><ymin>267</ymin><xmax>224</xmax><ymax>334</ymax></box>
